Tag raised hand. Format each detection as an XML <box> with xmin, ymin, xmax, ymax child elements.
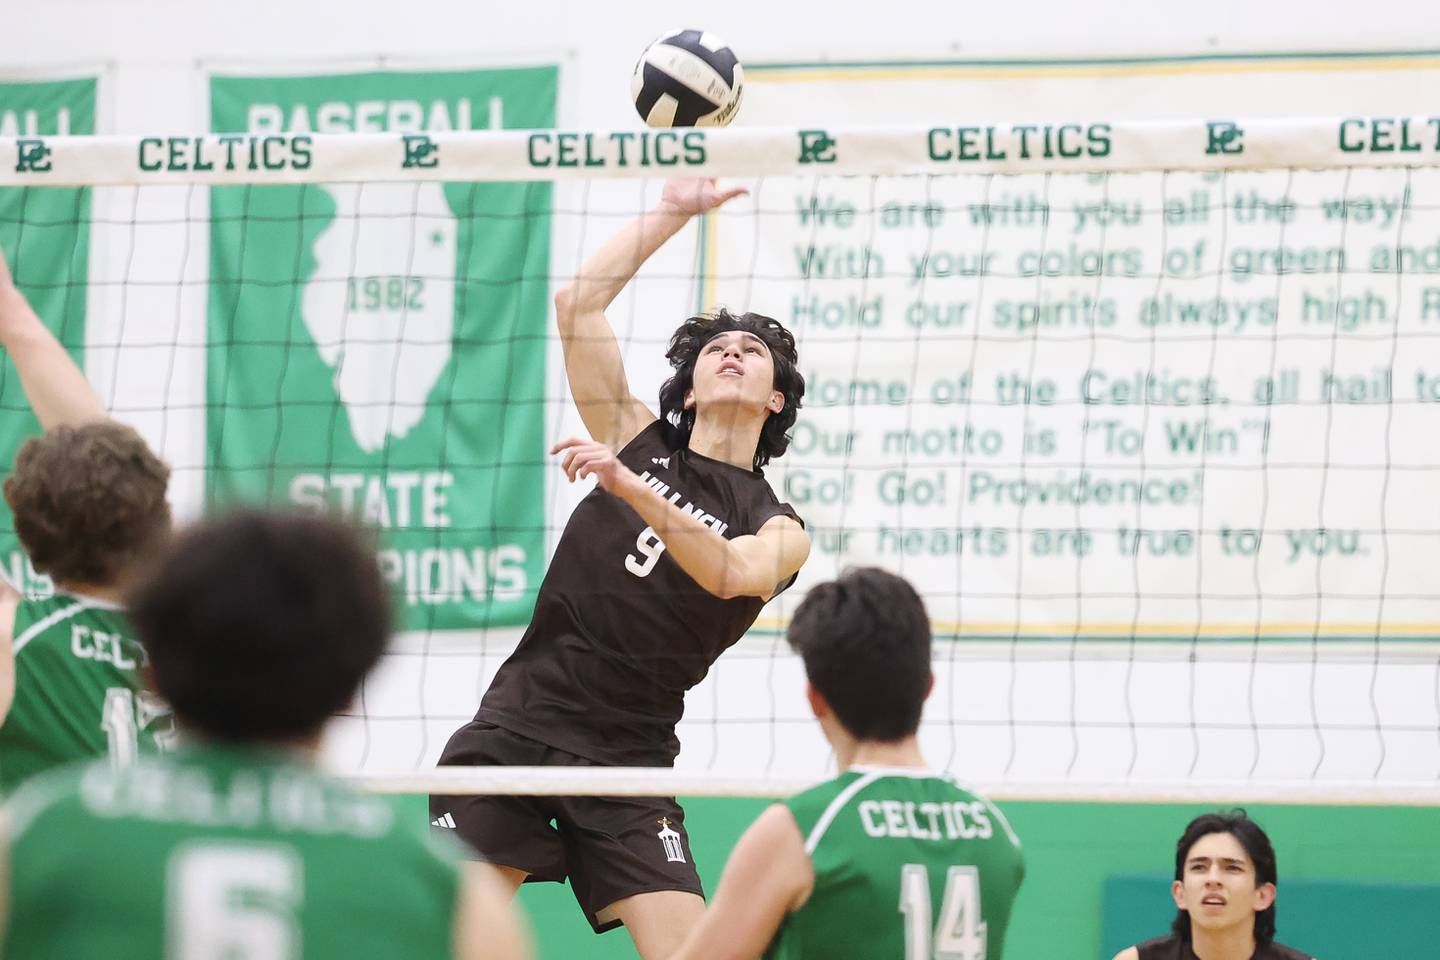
<box><xmin>0</xmin><ymin>245</ymin><xmax>40</xmax><ymax>342</ymax></box>
<box><xmin>0</xmin><ymin>243</ymin><xmax>14</xmax><ymax>296</ymax></box>
<box><xmin>659</xmin><ymin>177</ymin><xmax>750</xmax><ymax>218</ymax></box>
<box><xmin>0</xmin><ymin>242</ymin><xmax>107</xmax><ymax>426</ymax></box>
<box><xmin>550</xmin><ymin>437</ymin><xmax>638</xmax><ymax>495</ymax></box>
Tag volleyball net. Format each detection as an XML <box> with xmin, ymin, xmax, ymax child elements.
<box><xmin>3</xmin><ymin>119</ymin><xmax>1440</xmax><ymax>803</ymax></box>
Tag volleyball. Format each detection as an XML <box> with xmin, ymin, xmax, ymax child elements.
<box><xmin>631</xmin><ymin>29</ymin><xmax>744</xmax><ymax>128</ymax></box>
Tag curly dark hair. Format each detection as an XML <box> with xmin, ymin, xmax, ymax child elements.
<box><xmin>4</xmin><ymin>421</ymin><xmax>170</xmax><ymax>587</ymax></box>
<box><xmin>657</xmin><ymin>308</ymin><xmax>804</xmax><ymax>469</ymax></box>
<box><xmin>1172</xmin><ymin>810</ymin><xmax>1279</xmax><ymax>945</ymax></box>
<box><xmin>127</xmin><ymin>509</ymin><xmax>391</xmax><ymax>743</ymax></box>
<box><xmin>786</xmin><ymin>567</ymin><xmax>931</xmax><ymax>741</ymax></box>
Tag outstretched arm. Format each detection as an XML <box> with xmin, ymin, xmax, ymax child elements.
<box><xmin>0</xmin><ymin>584</ymin><xmax>17</xmax><ymax>727</ymax></box>
<box><xmin>668</xmin><ymin>804</ymin><xmax>813</xmax><ymax>960</ymax></box>
<box><xmin>453</xmin><ymin>863</ymin><xmax>533</xmax><ymax>960</ymax></box>
<box><xmin>553</xmin><ymin>438</ymin><xmax>809</xmax><ymax>600</ymax></box>
<box><xmin>0</xmin><ymin>247</ymin><xmax>105</xmax><ymax>429</ymax></box>
<box><xmin>554</xmin><ymin>178</ymin><xmax>747</xmax><ymax>451</ymax></box>
<box><xmin>0</xmin><ymin>810</ymin><xmax>9</xmax><ymax>951</ymax></box>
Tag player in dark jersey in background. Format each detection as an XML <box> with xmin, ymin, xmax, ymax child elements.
<box><xmin>671</xmin><ymin>567</ymin><xmax>1025</xmax><ymax>960</ymax></box>
<box><xmin>0</xmin><ymin>247</ymin><xmax>172</xmax><ymax>794</ymax></box>
<box><xmin>1</xmin><ymin>510</ymin><xmax>530</xmax><ymax>960</ymax></box>
<box><xmin>433</xmin><ymin>177</ymin><xmax>810</xmax><ymax>959</ymax></box>
<box><xmin>1114</xmin><ymin>811</ymin><xmax>1315</xmax><ymax>960</ymax></box>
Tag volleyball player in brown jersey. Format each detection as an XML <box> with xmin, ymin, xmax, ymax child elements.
<box><xmin>1116</xmin><ymin>811</ymin><xmax>1315</xmax><ymax>960</ymax></box>
<box><xmin>432</xmin><ymin>178</ymin><xmax>810</xmax><ymax>959</ymax></box>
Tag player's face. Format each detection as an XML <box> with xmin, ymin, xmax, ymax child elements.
<box><xmin>1171</xmin><ymin>831</ymin><xmax>1275</xmax><ymax>935</ymax></box>
<box><xmin>687</xmin><ymin>330</ymin><xmax>783</xmax><ymax>415</ymax></box>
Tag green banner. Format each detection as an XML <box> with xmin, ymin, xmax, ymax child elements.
<box><xmin>208</xmin><ymin>67</ymin><xmax>557</xmax><ymax>630</ymax></box>
<box><xmin>0</xmin><ymin>78</ymin><xmax>96</xmax><ymax>597</ymax></box>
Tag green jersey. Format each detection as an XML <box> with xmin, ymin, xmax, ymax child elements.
<box><xmin>0</xmin><ymin>592</ymin><xmax>168</xmax><ymax>795</ymax></box>
<box><xmin>3</xmin><ymin>744</ymin><xmax>461</xmax><ymax>959</ymax></box>
<box><xmin>767</xmin><ymin>767</ymin><xmax>1025</xmax><ymax>960</ymax></box>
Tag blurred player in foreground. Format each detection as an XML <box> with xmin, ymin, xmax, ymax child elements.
<box><xmin>1114</xmin><ymin>811</ymin><xmax>1314</xmax><ymax>960</ymax></box>
<box><xmin>0</xmin><ymin>246</ymin><xmax>171</xmax><ymax>795</ymax></box>
<box><xmin>1</xmin><ymin>509</ymin><xmax>529</xmax><ymax>960</ymax></box>
<box><xmin>433</xmin><ymin>177</ymin><xmax>809</xmax><ymax>958</ymax></box>
<box><xmin>670</xmin><ymin>567</ymin><xmax>1025</xmax><ymax>960</ymax></box>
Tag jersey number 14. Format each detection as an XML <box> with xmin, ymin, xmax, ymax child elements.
<box><xmin>899</xmin><ymin>863</ymin><xmax>988</xmax><ymax>960</ymax></box>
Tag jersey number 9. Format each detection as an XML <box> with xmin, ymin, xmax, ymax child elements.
<box><xmin>625</xmin><ymin>526</ymin><xmax>667</xmax><ymax>578</ymax></box>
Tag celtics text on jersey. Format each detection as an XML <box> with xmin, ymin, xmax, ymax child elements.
<box><xmin>768</xmin><ymin>768</ymin><xmax>1025</xmax><ymax>960</ymax></box>
<box><xmin>0</xmin><ymin>593</ymin><xmax>169</xmax><ymax>795</ymax></box>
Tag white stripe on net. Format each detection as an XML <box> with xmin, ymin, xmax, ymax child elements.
<box><xmin>355</xmin><ymin>766</ymin><xmax>1440</xmax><ymax>806</ymax></box>
<box><xmin>7</xmin><ymin>117</ymin><xmax>1440</xmax><ymax>187</ymax></box>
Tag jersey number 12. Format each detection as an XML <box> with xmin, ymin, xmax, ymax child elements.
<box><xmin>899</xmin><ymin>863</ymin><xmax>988</xmax><ymax>960</ymax></box>
<box><xmin>102</xmin><ymin>686</ymin><xmax>174</xmax><ymax>766</ymax></box>
<box><xmin>101</xmin><ymin>687</ymin><xmax>140</xmax><ymax>769</ymax></box>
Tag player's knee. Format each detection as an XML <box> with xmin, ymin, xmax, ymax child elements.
<box><xmin>608</xmin><ymin>890</ymin><xmax>705</xmax><ymax>960</ymax></box>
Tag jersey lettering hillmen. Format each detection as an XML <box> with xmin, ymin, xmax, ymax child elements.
<box><xmin>479</xmin><ymin>421</ymin><xmax>801</xmax><ymax>765</ymax></box>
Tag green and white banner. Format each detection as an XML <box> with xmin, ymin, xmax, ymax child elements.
<box><xmin>716</xmin><ymin>56</ymin><xmax>1440</xmax><ymax>641</ymax></box>
<box><xmin>208</xmin><ymin>67</ymin><xmax>557</xmax><ymax>630</ymax></box>
<box><xmin>0</xmin><ymin>77</ymin><xmax>95</xmax><ymax>596</ymax></box>
<box><xmin>7</xmin><ymin>116</ymin><xmax>1440</xmax><ymax>186</ymax></box>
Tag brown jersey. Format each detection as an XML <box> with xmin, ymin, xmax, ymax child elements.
<box><xmin>478</xmin><ymin>420</ymin><xmax>801</xmax><ymax>765</ymax></box>
<box><xmin>1135</xmin><ymin>934</ymin><xmax>1316</xmax><ymax>960</ymax></box>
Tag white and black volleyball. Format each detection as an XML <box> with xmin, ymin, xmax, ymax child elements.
<box><xmin>631</xmin><ymin>29</ymin><xmax>744</xmax><ymax>128</ymax></box>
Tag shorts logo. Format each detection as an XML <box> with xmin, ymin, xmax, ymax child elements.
<box><xmin>431</xmin><ymin>812</ymin><xmax>458</xmax><ymax>829</ymax></box>
<box><xmin>656</xmin><ymin>817</ymin><xmax>686</xmax><ymax>864</ymax></box>
<box><xmin>651</xmin><ymin>456</ymin><xmax>671</xmax><ymax>469</ymax></box>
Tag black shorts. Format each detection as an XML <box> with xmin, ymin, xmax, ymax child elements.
<box><xmin>429</xmin><ymin>720</ymin><xmax>704</xmax><ymax>934</ymax></box>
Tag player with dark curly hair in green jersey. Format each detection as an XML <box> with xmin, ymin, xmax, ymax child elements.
<box><xmin>1</xmin><ymin>509</ymin><xmax>530</xmax><ymax>960</ymax></box>
<box><xmin>0</xmin><ymin>246</ymin><xmax>172</xmax><ymax>795</ymax></box>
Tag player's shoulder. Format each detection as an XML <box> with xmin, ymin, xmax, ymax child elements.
<box><xmin>934</xmin><ymin>774</ymin><xmax>1022</xmax><ymax>846</ymax></box>
<box><xmin>787</xmin><ymin>768</ymin><xmax>873</xmax><ymax>804</ymax></box>
<box><xmin>12</xmin><ymin>590</ymin><xmax>72</xmax><ymax>626</ymax></box>
<box><xmin>2</xmin><ymin>755</ymin><xmax>103</xmax><ymax>839</ymax></box>
<box><xmin>14</xmin><ymin>590</ymin><xmax>129</xmax><ymax>632</ymax></box>
<box><xmin>0</xmin><ymin>571</ymin><xmax>21</xmax><ymax>609</ymax></box>
<box><xmin>785</xmin><ymin>767</ymin><xmax>959</xmax><ymax>823</ymax></box>
<box><xmin>615</xmin><ymin>417</ymin><xmax>668</xmax><ymax>459</ymax></box>
<box><xmin>256</xmin><ymin>753</ymin><xmax>417</xmax><ymax>844</ymax></box>
<box><xmin>782</xmin><ymin>770</ymin><xmax>870</xmax><ymax>829</ymax></box>
<box><xmin>0</xmin><ymin>576</ymin><xmax>18</xmax><ymax>643</ymax></box>
<box><xmin>290</xmin><ymin>764</ymin><xmax>456</xmax><ymax>870</ymax></box>
<box><xmin>1124</xmin><ymin>934</ymin><xmax>1180</xmax><ymax>959</ymax></box>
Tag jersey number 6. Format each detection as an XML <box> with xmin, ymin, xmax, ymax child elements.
<box><xmin>625</xmin><ymin>525</ymin><xmax>667</xmax><ymax>578</ymax></box>
<box><xmin>167</xmin><ymin>842</ymin><xmax>302</xmax><ymax>960</ymax></box>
